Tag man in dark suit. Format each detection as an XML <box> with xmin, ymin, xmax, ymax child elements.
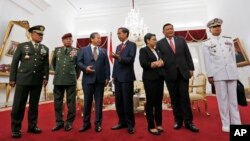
<box><xmin>111</xmin><ymin>27</ymin><xmax>137</xmax><ymax>134</ymax></box>
<box><xmin>78</xmin><ymin>32</ymin><xmax>110</xmax><ymax>133</ymax></box>
<box><xmin>51</xmin><ymin>33</ymin><xmax>80</xmax><ymax>132</ymax></box>
<box><xmin>156</xmin><ymin>23</ymin><xmax>199</xmax><ymax>132</ymax></box>
<box><xmin>9</xmin><ymin>25</ymin><xmax>49</xmax><ymax>138</ymax></box>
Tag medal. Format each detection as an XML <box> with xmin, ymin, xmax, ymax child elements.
<box><xmin>40</xmin><ymin>46</ymin><xmax>47</xmax><ymax>56</ymax></box>
<box><xmin>57</xmin><ymin>49</ymin><xmax>61</xmax><ymax>61</ymax></box>
<box><xmin>70</xmin><ymin>49</ymin><xmax>77</xmax><ymax>57</ymax></box>
<box><xmin>24</xmin><ymin>45</ymin><xmax>30</xmax><ymax>59</ymax></box>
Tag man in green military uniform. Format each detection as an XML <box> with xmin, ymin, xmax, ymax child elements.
<box><xmin>9</xmin><ymin>25</ymin><xmax>49</xmax><ymax>138</ymax></box>
<box><xmin>51</xmin><ymin>33</ymin><xmax>79</xmax><ymax>132</ymax></box>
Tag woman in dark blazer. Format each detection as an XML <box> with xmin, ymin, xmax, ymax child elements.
<box><xmin>139</xmin><ymin>33</ymin><xmax>165</xmax><ymax>135</ymax></box>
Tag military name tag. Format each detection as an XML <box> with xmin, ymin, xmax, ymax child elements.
<box><xmin>225</xmin><ymin>41</ymin><xmax>232</xmax><ymax>46</ymax></box>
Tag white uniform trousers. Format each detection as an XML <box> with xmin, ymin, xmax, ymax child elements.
<box><xmin>214</xmin><ymin>80</ymin><xmax>241</xmax><ymax>130</ymax></box>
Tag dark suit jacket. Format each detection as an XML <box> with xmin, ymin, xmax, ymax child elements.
<box><xmin>9</xmin><ymin>41</ymin><xmax>49</xmax><ymax>85</ymax></box>
<box><xmin>112</xmin><ymin>40</ymin><xmax>136</xmax><ymax>82</ymax></box>
<box><xmin>77</xmin><ymin>45</ymin><xmax>110</xmax><ymax>84</ymax></box>
<box><xmin>52</xmin><ymin>46</ymin><xmax>80</xmax><ymax>85</ymax></box>
<box><xmin>156</xmin><ymin>36</ymin><xmax>194</xmax><ymax>81</ymax></box>
<box><xmin>139</xmin><ymin>46</ymin><xmax>165</xmax><ymax>81</ymax></box>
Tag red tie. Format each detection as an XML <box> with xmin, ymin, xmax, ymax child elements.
<box><xmin>168</xmin><ymin>38</ymin><xmax>176</xmax><ymax>53</ymax></box>
<box><xmin>119</xmin><ymin>42</ymin><xmax>125</xmax><ymax>54</ymax></box>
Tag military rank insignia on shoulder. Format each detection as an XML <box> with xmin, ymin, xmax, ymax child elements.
<box><xmin>222</xmin><ymin>36</ymin><xmax>232</xmax><ymax>39</ymax></box>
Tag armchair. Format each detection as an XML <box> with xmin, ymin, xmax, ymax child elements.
<box><xmin>189</xmin><ymin>73</ymin><xmax>210</xmax><ymax>116</ymax></box>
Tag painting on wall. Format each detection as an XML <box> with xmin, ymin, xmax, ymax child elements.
<box><xmin>5</xmin><ymin>41</ymin><xmax>19</xmax><ymax>57</ymax></box>
<box><xmin>0</xmin><ymin>20</ymin><xmax>30</xmax><ymax>76</ymax></box>
<box><xmin>234</xmin><ymin>38</ymin><xmax>250</xmax><ymax>67</ymax></box>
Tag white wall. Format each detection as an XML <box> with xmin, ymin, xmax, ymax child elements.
<box><xmin>0</xmin><ymin>0</ymin><xmax>76</xmax><ymax>107</ymax></box>
<box><xmin>75</xmin><ymin>3</ymin><xmax>208</xmax><ymax>81</ymax></box>
<box><xmin>75</xmin><ymin>0</ymin><xmax>250</xmax><ymax>92</ymax></box>
<box><xmin>204</xmin><ymin>0</ymin><xmax>250</xmax><ymax>87</ymax></box>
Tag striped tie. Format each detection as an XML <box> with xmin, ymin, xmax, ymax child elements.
<box><xmin>93</xmin><ymin>47</ymin><xmax>98</xmax><ymax>61</ymax></box>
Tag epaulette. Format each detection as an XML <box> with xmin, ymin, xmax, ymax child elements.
<box><xmin>222</xmin><ymin>36</ymin><xmax>232</xmax><ymax>39</ymax></box>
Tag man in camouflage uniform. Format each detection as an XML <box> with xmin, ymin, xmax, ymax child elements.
<box><xmin>51</xmin><ymin>33</ymin><xmax>79</xmax><ymax>132</ymax></box>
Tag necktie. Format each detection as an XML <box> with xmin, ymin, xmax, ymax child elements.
<box><xmin>64</xmin><ymin>47</ymin><xmax>68</xmax><ymax>55</ymax></box>
<box><xmin>168</xmin><ymin>38</ymin><xmax>176</xmax><ymax>53</ymax></box>
<box><xmin>34</xmin><ymin>43</ymin><xmax>38</xmax><ymax>51</ymax></box>
<box><xmin>119</xmin><ymin>43</ymin><xmax>125</xmax><ymax>54</ymax></box>
<box><xmin>93</xmin><ymin>47</ymin><xmax>98</xmax><ymax>61</ymax></box>
<box><xmin>34</xmin><ymin>43</ymin><xmax>38</xmax><ymax>49</ymax></box>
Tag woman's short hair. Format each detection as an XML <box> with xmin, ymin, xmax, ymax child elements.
<box><xmin>144</xmin><ymin>33</ymin><xmax>156</xmax><ymax>44</ymax></box>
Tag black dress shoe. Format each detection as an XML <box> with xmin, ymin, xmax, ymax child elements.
<box><xmin>185</xmin><ymin>123</ymin><xmax>199</xmax><ymax>132</ymax></box>
<box><xmin>148</xmin><ymin>129</ymin><xmax>160</xmax><ymax>135</ymax></box>
<box><xmin>95</xmin><ymin>126</ymin><xmax>102</xmax><ymax>132</ymax></box>
<box><xmin>65</xmin><ymin>124</ymin><xmax>72</xmax><ymax>131</ymax></box>
<box><xmin>79</xmin><ymin>125</ymin><xmax>91</xmax><ymax>132</ymax></box>
<box><xmin>128</xmin><ymin>128</ymin><xmax>135</xmax><ymax>134</ymax></box>
<box><xmin>12</xmin><ymin>131</ymin><xmax>21</xmax><ymax>138</ymax></box>
<box><xmin>173</xmin><ymin>122</ymin><xmax>182</xmax><ymax>129</ymax></box>
<box><xmin>52</xmin><ymin>124</ymin><xmax>64</xmax><ymax>131</ymax></box>
<box><xmin>28</xmin><ymin>127</ymin><xmax>42</xmax><ymax>134</ymax></box>
<box><xmin>111</xmin><ymin>124</ymin><xmax>127</xmax><ymax>130</ymax></box>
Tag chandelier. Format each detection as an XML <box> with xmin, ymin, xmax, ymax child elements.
<box><xmin>123</xmin><ymin>0</ymin><xmax>148</xmax><ymax>47</ymax></box>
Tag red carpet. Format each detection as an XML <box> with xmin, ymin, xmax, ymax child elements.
<box><xmin>0</xmin><ymin>96</ymin><xmax>249</xmax><ymax>141</ymax></box>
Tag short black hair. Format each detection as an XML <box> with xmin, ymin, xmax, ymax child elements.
<box><xmin>144</xmin><ymin>33</ymin><xmax>156</xmax><ymax>44</ymax></box>
<box><xmin>89</xmin><ymin>32</ymin><xmax>99</xmax><ymax>43</ymax></box>
<box><xmin>163</xmin><ymin>23</ymin><xmax>173</xmax><ymax>30</ymax></box>
<box><xmin>118</xmin><ymin>27</ymin><xmax>130</xmax><ymax>37</ymax></box>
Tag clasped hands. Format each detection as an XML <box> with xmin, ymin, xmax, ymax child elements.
<box><xmin>151</xmin><ymin>59</ymin><xmax>164</xmax><ymax>68</ymax></box>
<box><xmin>111</xmin><ymin>52</ymin><xmax>121</xmax><ymax>61</ymax></box>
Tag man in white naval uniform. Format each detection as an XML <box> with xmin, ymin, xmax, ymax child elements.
<box><xmin>202</xmin><ymin>18</ymin><xmax>241</xmax><ymax>132</ymax></box>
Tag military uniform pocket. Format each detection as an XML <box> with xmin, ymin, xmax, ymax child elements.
<box><xmin>18</xmin><ymin>68</ymin><xmax>28</xmax><ymax>73</ymax></box>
